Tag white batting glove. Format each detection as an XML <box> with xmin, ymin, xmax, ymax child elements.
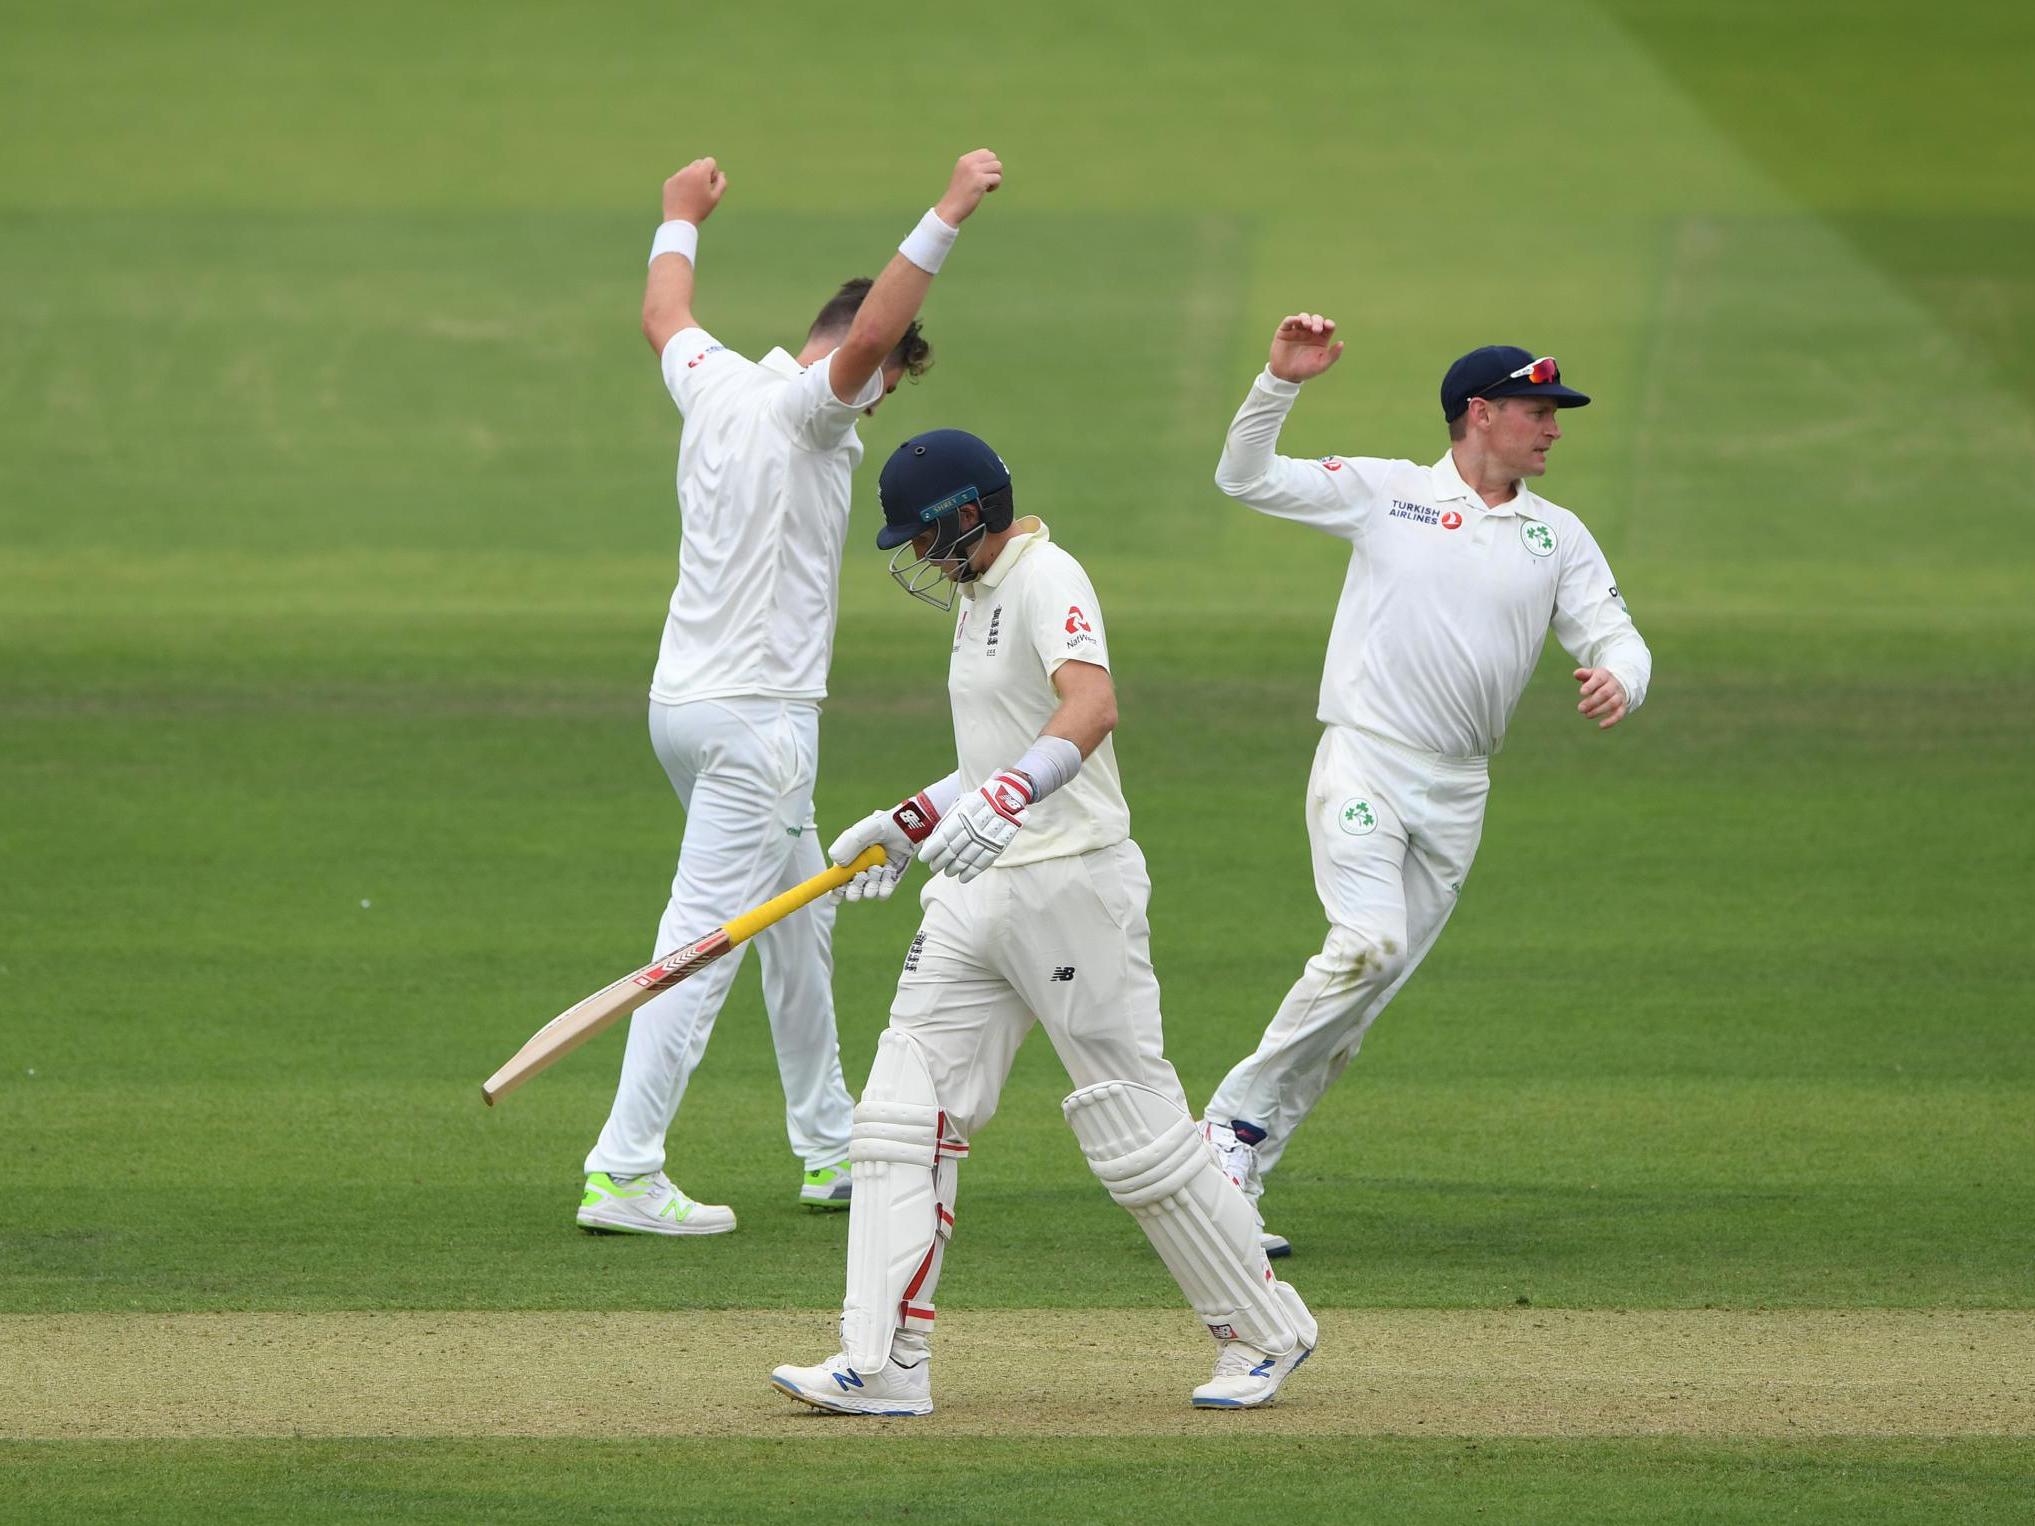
<box><xmin>827</xmin><ymin>785</ymin><xmax>951</xmax><ymax>902</ymax></box>
<box><xmin>922</xmin><ymin>771</ymin><xmax>1032</xmax><ymax>883</ymax></box>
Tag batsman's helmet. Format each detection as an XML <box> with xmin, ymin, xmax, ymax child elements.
<box><xmin>876</xmin><ymin>429</ymin><xmax>1014</xmax><ymax>553</ymax></box>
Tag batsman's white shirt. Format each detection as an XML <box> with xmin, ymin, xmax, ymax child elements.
<box><xmin>650</xmin><ymin>326</ymin><xmax>885</xmax><ymax>706</ymax></box>
<box><xmin>1217</xmin><ymin>368</ymin><xmax>1652</xmax><ymax>759</ymax></box>
<box><xmin>947</xmin><ymin>519</ymin><xmax>1129</xmax><ymax>866</ymax></box>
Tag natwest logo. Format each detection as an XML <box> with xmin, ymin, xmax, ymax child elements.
<box><xmin>1441</xmin><ymin>510</ymin><xmax>1463</xmax><ymax>530</ymax></box>
<box><xmin>1065</xmin><ymin>606</ymin><xmax>1091</xmax><ymax>635</ymax></box>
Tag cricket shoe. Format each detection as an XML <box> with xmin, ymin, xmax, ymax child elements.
<box><xmin>1199</xmin><ymin>1120</ymin><xmax>1289</xmax><ymax>1257</ymax></box>
<box><xmin>1199</xmin><ymin>1118</ymin><xmax>1264</xmax><ymax>1198</ymax></box>
<box><xmin>576</xmin><ymin>1171</ymin><xmax>735</xmax><ymax>1236</ymax></box>
<box><xmin>769</xmin><ymin>1352</ymin><xmax>932</xmax><ymax>1416</ymax></box>
<box><xmin>799</xmin><ymin>1160</ymin><xmax>852</xmax><ymax>1211</ymax></box>
<box><xmin>1191</xmin><ymin>1283</ymin><xmax>1317</xmax><ymax>1409</ymax></box>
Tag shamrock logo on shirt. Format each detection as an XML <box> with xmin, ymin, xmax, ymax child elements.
<box><xmin>1521</xmin><ymin>520</ymin><xmax>1557</xmax><ymax>558</ymax></box>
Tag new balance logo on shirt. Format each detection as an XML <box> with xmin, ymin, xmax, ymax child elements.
<box><xmin>1050</xmin><ymin>966</ymin><xmax>1076</xmax><ymax>982</ymax></box>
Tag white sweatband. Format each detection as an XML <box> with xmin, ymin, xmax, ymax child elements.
<box><xmin>897</xmin><ymin>208</ymin><xmax>959</xmax><ymax>274</ymax></box>
<box><xmin>649</xmin><ymin>220</ymin><xmax>699</xmax><ymax>267</ymax></box>
<box><xmin>1011</xmin><ymin>736</ymin><xmax>1083</xmax><ymax>803</ymax></box>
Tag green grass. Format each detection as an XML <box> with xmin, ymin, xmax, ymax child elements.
<box><xmin>3</xmin><ymin>0</ymin><xmax>2032</xmax><ymax>1516</ymax></box>
<box><xmin>4</xmin><ymin>1438</ymin><xmax>2032</xmax><ymax>1525</ymax></box>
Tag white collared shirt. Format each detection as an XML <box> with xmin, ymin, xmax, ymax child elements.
<box><xmin>648</xmin><ymin>327</ymin><xmax>886</xmax><ymax>706</ymax></box>
<box><xmin>1216</xmin><ymin>367</ymin><xmax>1652</xmax><ymax>759</ymax></box>
<box><xmin>948</xmin><ymin>519</ymin><xmax>1131</xmax><ymax>865</ymax></box>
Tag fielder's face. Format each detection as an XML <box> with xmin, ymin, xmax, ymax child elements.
<box><xmin>1484</xmin><ymin>396</ymin><xmax>1563</xmax><ymax>478</ymax></box>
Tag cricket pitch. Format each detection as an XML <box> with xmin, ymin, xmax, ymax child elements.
<box><xmin>3</xmin><ymin>1309</ymin><xmax>2028</xmax><ymax>1440</ymax></box>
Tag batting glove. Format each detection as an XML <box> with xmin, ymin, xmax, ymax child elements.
<box><xmin>828</xmin><ymin>785</ymin><xmax>950</xmax><ymax>902</ymax></box>
<box><xmin>922</xmin><ymin>770</ymin><xmax>1032</xmax><ymax>883</ymax></box>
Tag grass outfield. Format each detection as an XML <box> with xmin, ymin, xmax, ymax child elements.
<box><xmin>7</xmin><ymin>1438</ymin><xmax>2031</xmax><ymax>1526</ymax></box>
<box><xmin>3</xmin><ymin>0</ymin><xmax>2033</xmax><ymax>1517</ymax></box>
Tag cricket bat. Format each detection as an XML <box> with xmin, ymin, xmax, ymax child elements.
<box><xmin>481</xmin><ymin>843</ymin><xmax>888</xmax><ymax>1107</ymax></box>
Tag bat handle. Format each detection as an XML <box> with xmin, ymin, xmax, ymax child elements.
<box><xmin>720</xmin><ymin>843</ymin><xmax>889</xmax><ymax>945</ymax></box>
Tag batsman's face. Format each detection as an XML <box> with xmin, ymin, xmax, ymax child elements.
<box><xmin>1490</xmin><ymin>397</ymin><xmax>1562</xmax><ymax>477</ymax></box>
<box><xmin>911</xmin><ymin>505</ymin><xmax>984</xmax><ymax>579</ymax></box>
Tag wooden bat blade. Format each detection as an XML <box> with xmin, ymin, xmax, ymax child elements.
<box><xmin>480</xmin><ymin>843</ymin><xmax>887</xmax><ymax>1107</ymax></box>
<box><xmin>480</xmin><ymin>929</ymin><xmax>732</xmax><ymax>1106</ymax></box>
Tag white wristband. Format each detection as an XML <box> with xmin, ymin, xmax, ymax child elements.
<box><xmin>898</xmin><ymin>208</ymin><xmax>959</xmax><ymax>274</ymax></box>
<box><xmin>1011</xmin><ymin>736</ymin><xmax>1083</xmax><ymax>803</ymax></box>
<box><xmin>649</xmin><ymin>220</ymin><xmax>699</xmax><ymax>268</ymax></box>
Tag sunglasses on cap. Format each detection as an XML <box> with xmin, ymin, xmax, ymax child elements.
<box><xmin>1478</xmin><ymin>356</ymin><xmax>1559</xmax><ymax>395</ymax></box>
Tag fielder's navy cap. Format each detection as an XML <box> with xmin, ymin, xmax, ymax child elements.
<box><xmin>876</xmin><ymin>429</ymin><xmax>1012</xmax><ymax>550</ymax></box>
<box><xmin>1440</xmin><ymin>345</ymin><xmax>1591</xmax><ymax>422</ymax></box>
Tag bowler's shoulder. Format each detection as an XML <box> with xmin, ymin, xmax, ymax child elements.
<box><xmin>662</xmin><ymin>329</ymin><xmax>754</xmax><ymax>371</ymax></box>
<box><xmin>661</xmin><ymin>331</ymin><xmax>760</xmax><ymax>410</ymax></box>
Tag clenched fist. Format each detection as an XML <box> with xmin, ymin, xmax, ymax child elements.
<box><xmin>1267</xmin><ymin>312</ymin><xmax>1344</xmax><ymax>383</ymax></box>
<box><xmin>935</xmin><ymin>149</ymin><xmax>1003</xmax><ymax>226</ymax></box>
<box><xmin>663</xmin><ymin>157</ymin><xmax>728</xmax><ymax>224</ymax></box>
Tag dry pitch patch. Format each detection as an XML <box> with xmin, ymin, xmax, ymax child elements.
<box><xmin>4</xmin><ymin>1310</ymin><xmax>2029</xmax><ymax>1440</ymax></box>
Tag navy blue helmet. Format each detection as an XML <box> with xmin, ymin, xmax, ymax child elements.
<box><xmin>876</xmin><ymin>429</ymin><xmax>1014</xmax><ymax>552</ymax></box>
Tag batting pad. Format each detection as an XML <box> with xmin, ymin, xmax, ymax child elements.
<box><xmin>841</xmin><ymin>1029</ymin><xmax>959</xmax><ymax>1373</ymax></box>
<box><xmin>1064</xmin><ymin>1080</ymin><xmax>1303</xmax><ymax>1356</ymax></box>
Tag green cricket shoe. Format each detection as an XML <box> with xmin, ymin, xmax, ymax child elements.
<box><xmin>577</xmin><ymin>1171</ymin><xmax>736</xmax><ymax>1236</ymax></box>
<box><xmin>799</xmin><ymin>1161</ymin><xmax>852</xmax><ymax>1211</ymax></box>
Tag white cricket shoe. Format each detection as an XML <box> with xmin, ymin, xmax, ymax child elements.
<box><xmin>1200</xmin><ymin>1120</ymin><xmax>1290</xmax><ymax>1256</ymax></box>
<box><xmin>576</xmin><ymin>1171</ymin><xmax>736</xmax><ymax>1236</ymax></box>
<box><xmin>1191</xmin><ymin>1283</ymin><xmax>1317</xmax><ymax>1409</ymax></box>
<box><xmin>769</xmin><ymin>1352</ymin><xmax>932</xmax><ymax>1416</ymax></box>
<box><xmin>1198</xmin><ymin>1119</ymin><xmax>1262</xmax><ymax>1196</ymax></box>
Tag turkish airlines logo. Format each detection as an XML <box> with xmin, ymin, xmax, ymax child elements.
<box><xmin>1441</xmin><ymin>510</ymin><xmax>1463</xmax><ymax>530</ymax></box>
<box><xmin>1065</xmin><ymin>606</ymin><xmax>1091</xmax><ymax>635</ymax></box>
<box><xmin>1319</xmin><ymin>457</ymin><xmax>1343</xmax><ymax>472</ymax></box>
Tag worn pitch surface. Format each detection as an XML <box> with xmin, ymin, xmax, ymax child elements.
<box><xmin>5</xmin><ymin>1309</ymin><xmax>2029</xmax><ymax>1440</ymax></box>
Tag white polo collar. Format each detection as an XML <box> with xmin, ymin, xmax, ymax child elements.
<box><xmin>1430</xmin><ymin>451</ymin><xmax>1529</xmax><ymax>519</ymax></box>
<box><xmin>759</xmin><ymin>346</ymin><xmax>804</xmax><ymax>379</ymax></box>
<box><xmin>970</xmin><ymin>517</ymin><xmax>1050</xmax><ymax>593</ymax></box>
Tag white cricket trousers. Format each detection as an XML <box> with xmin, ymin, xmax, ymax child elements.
<box><xmin>585</xmin><ymin>698</ymin><xmax>855</xmax><ymax>1179</ymax></box>
<box><xmin>1207</xmin><ymin>724</ymin><xmax>1489</xmax><ymax>1180</ymax></box>
<box><xmin>886</xmin><ymin>839</ymin><xmax>1189</xmax><ymax>1140</ymax></box>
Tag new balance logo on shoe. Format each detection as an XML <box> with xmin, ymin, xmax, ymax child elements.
<box><xmin>832</xmin><ymin>1370</ymin><xmax>865</xmax><ymax>1392</ymax></box>
<box><xmin>1050</xmin><ymin>966</ymin><xmax>1075</xmax><ymax>982</ymax></box>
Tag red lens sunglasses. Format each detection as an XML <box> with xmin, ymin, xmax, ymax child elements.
<box><xmin>1478</xmin><ymin>356</ymin><xmax>1559</xmax><ymax>395</ymax></box>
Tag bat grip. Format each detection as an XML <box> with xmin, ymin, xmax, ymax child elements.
<box><xmin>721</xmin><ymin>843</ymin><xmax>889</xmax><ymax>946</ymax></box>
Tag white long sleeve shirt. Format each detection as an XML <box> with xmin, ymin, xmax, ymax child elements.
<box><xmin>1216</xmin><ymin>368</ymin><xmax>1651</xmax><ymax>760</ymax></box>
<box><xmin>648</xmin><ymin>327</ymin><xmax>885</xmax><ymax>707</ymax></box>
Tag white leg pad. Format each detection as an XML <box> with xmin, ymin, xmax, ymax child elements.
<box><xmin>840</xmin><ymin>1029</ymin><xmax>963</xmax><ymax>1373</ymax></box>
<box><xmin>1064</xmin><ymin>1079</ymin><xmax>1301</xmax><ymax>1355</ymax></box>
